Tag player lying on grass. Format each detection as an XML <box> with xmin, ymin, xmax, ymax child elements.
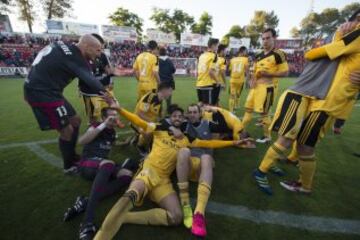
<box><xmin>93</xmin><ymin>103</ymin><xmax>247</xmax><ymax>240</ymax></box>
<box><xmin>176</xmin><ymin>104</ymin><xmax>254</xmax><ymax>237</ymax></box>
<box><xmin>253</xmin><ymin>12</ymin><xmax>360</xmax><ymax>195</ymax></box>
<box><xmin>201</xmin><ymin>105</ymin><xmax>255</xmax><ymax>147</ymax></box>
<box><xmin>62</xmin><ymin>107</ymin><xmax>140</xmax><ymax>240</ymax></box>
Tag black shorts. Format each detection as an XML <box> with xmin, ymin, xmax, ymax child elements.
<box><xmin>212</xmin><ymin>85</ymin><xmax>221</xmax><ymax>104</ymax></box>
<box><xmin>197</xmin><ymin>85</ymin><xmax>217</xmax><ymax>105</ymax></box>
<box><xmin>26</xmin><ymin>98</ymin><xmax>76</xmax><ymax>131</ymax></box>
<box><xmin>297</xmin><ymin>111</ymin><xmax>329</xmax><ymax>147</ymax></box>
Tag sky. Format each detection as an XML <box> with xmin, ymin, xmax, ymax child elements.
<box><xmin>7</xmin><ymin>0</ymin><xmax>357</xmax><ymax>38</ymax></box>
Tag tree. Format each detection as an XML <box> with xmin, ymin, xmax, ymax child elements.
<box><xmin>1</xmin><ymin>0</ymin><xmax>13</xmax><ymax>13</ymax></box>
<box><xmin>221</xmin><ymin>25</ymin><xmax>245</xmax><ymax>46</ymax></box>
<box><xmin>16</xmin><ymin>0</ymin><xmax>36</xmax><ymax>33</ymax></box>
<box><xmin>245</xmin><ymin>10</ymin><xmax>279</xmax><ymax>47</ymax></box>
<box><xmin>42</xmin><ymin>0</ymin><xmax>73</xmax><ymax>20</ymax></box>
<box><xmin>191</xmin><ymin>11</ymin><xmax>212</xmax><ymax>35</ymax></box>
<box><xmin>290</xmin><ymin>2</ymin><xmax>360</xmax><ymax>46</ymax></box>
<box><xmin>340</xmin><ymin>2</ymin><xmax>360</xmax><ymax>22</ymax></box>
<box><xmin>290</xmin><ymin>26</ymin><xmax>300</xmax><ymax>38</ymax></box>
<box><xmin>109</xmin><ymin>7</ymin><xmax>143</xmax><ymax>37</ymax></box>
<box><xmin>150</xmin><ymin>8</ymin><xmax>194</xmax><ymax>41</ymax></box>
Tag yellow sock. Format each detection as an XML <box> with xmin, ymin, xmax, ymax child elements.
<box><xmin>242</xmin><ymin>111</ymin><xmax>253</xmax><ymax>128</ymax></box>
<box><xmin>298</xmin><ymin>155</ymin><xmax>316</xmax><ymax>190</ymax></box>
<box><xmin>262</xmin><ymin>115</ymin><xmax>272</xmax><ymax>138</ymax></box>
<box><xmin>123</xmin><ymin>208</ymin><xmax>169</xmax><ymax>226</ymax></box>
<box><xmin>194</xmin><ymin>182</ymin><xmax>211</xmax><ymax>215</ymax></box>
<box><xmin>94</xmin><ymin>189</ymin><xmax>137</xmax><ymax>240</ymax></box>
<box><xmin>259</xmin><ymin>142</ymin><xmax>287</xmax><ymax>173</ymax></box>
<box><xmin>287</xmin><ymin>142</ymin><xmax>299</xmax><ymax>162</ymax></box>
<box><xmin>177</xmin><ymin>182</ymin><xmax>190</xmax><ymax>206</ymax></box>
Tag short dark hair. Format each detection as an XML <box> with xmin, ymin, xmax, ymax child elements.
<box><xmin>101</xmin><ymin>107</ymin><xmax>117</xmax><ymax>118</ymax></box>
<box><xmin>217</xmin><ymin>44</ymin><xmax>227</xmax><ymax>53</ymax></box>
<box><xmin>208</xmin><ymin>38</ymin><xmax>219</xmax><ymax>48</ymax></box>
<box><xmin>158</xmin><ymin>81</ymin><xmax>174</xmax><ymax>91</ymax></box>
<box><xmin>187</xmin><ymin>103</ymin><xmax>201</xmax><ymax>113</ymax></box>
<box><xmin>148</xmin><ymin>40</ymin><xmax>158</xmax><ymax>50</ymax></box>
<box><xmin>349</xmin><ymin>9</ymin><xmax>360</xmax><ymax>21</ymax></box>
<box><xmin>91</xmin><ymin>33</ymin><xmax>105</xmax><ymax>44</ymax></box>
<box><xmin>238</xmin><ymin>46</ymin><xmax>247</xmax><ymax>55</ymax></box>
<box><xmin>159</xmin><ymin>47</ymin><xmax>167</xmax><ymax>56</ymax></box>
<box><xmin>263</xmin><ymin>28</ymin><xmax>277</xmax><ymax>37</ymax></box>
<box><xmin>168</xmin><ymin>104</ymin><xmax>184</xmax><ymax>115</ymax></box>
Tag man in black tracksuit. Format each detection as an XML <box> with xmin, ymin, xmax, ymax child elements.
<box><xmin>158</xmin><ymin>47</ymin><xmax>176</xmax><ymax>112</ymax></box>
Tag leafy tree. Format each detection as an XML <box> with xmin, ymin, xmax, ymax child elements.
<box><xmin>42</xmin><ymin>0</ymin><xmax>73</xmax><ymax>19</ymax></box>
<box><xmin>221</xmin><ymin>25</ymin><xmax>245</xmax><ymax>46</ymax></box>
<box><xmin>109</xmin><ymin>7</ymin><xmax>143</xmax><ymax>37</ymax></box>
<box><xmin>290</xmin><ymin>2</ymin><xmax>360</xmax><ymax>46</ymax></box>
<box><xmin>150</xmin><ymin>8</ymin><xmax>194</xmax><ymax>41</ymax></box>
<box><xmin>16</xmin><ymin>0</ymin><xmax>36</xmax><ymax>33</ymax></box>
<box><xmin>245</xmin><ymin>10</ymin><xmax>279</xmax><ymax>47</ymax></box>
<box><xmin>1</xmin><ymin>0</ymin><xmax>13</xmax><ymax>13</ymax></box>
<box><xmin>191</xmin><ymin>11</ymin><xmax>212</xmax><ymax>35</ymax></box>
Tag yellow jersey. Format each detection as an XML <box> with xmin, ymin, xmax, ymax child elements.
<box><xmin>216</xmin><ymin>56</ymin><xmax>226</xmax><ymax>85</ymax></box>
<box><xmin>197</xmin><ymin>51</ymin><xmax>217</xmax><ymax>87</ymax></box>
<box><xmin>310</xmin><ymin>27</ymin><xmax>360</xmax><ymax>119</ymax></box>
<box><xmin>133</xmin><ymin>52</ymin><xmax>159</xmax><ymax>90</ymax></box>
<box><xmin>134</xmin><ymin>91</ymin><xmax>162</xmax><ymax>122</ymax></box>
<box><xmin>229</xmin><ymin>56</ymin><xmax>249</xmax><ymax>83</ymax></box>
<box><xmin>254</xmin><ymin>49</ymin><xmax>288</xmax><ymax>85</ymax></box>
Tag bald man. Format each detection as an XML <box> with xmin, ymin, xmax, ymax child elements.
<box><xmin>24</xmin><ymin>34</ymin><xmax>108</xmax><ymax>174</ymax></box>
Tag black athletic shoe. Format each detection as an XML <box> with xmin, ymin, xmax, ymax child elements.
<box><xmin>79</xmin><ymin>222</ymin><xmax>97</xmax><ymax>240</ymax></box>
<box><xmin>63</xmin><ymin>196</ymin><xmax>88</xmax><ymax>222</ymax></box>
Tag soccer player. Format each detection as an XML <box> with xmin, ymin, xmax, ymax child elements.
<box><xmin>196</xmin><ymin>38</ymin><xmax>220</xmax><ymax>105</ymax></box>
<box><xmin>242</xmin><ymin>28</ymin><xmax>289</xmax><ymax>143</ymax></box>
<box><xmin>279</xmin><ymin>13</ymin><xmax>360</xmax><ymax>193</ymax></box>
<box><xmin>215</xmin><ymin>44</ymin><xmax>227</xmax><ymax>105</ymax></box>
<box><xmin>24</xmin><ymin>34</ymin><xmax>107</xmax><ymax>174</ymax></box>
<box><xmin>132</xmin><ymin>81</ymin><xmax>174</xmax><ymax>154</ymax></box>
<box><xmin>252</xmin><ymin>15</ymin><xmax>360</xmax><ymax>195</ymax></box>
<box><xmin>133</xmin><ymin>40</ymin><xmax>160</xmax><ymax>101</ymax></box>
<box><xmin>176</xmin><ymin>104</ymin><xmax>253</xmax><ymax>237</ymax></box>
<box><xmin>93</xmin><ymin>104</ymin><xmax>244</xmax><ymax>240</ymax></box>
<box><xmin>228</xmin><ymin>46</ymin><xmax>249</xmax><ymax>113</ymax></box>
<box><xmin>62</xmin><ymin>107</ymin><xmax>140</xmax><ymax>240</ymax></box>
<box><xmin>80</xmin><ymin>34</ymin><xmax>124</xmax><ymax>126</ymax></box>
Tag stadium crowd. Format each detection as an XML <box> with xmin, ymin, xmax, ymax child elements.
<box><xmin>0</xmin><ymin>32</ymin><xmax>305</xmax><ymax>75</ymax></box>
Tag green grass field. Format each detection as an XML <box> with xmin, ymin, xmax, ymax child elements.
<box><xmin>0</xmin><ymin>77</ymin><xmax>359</xmax><ymax>240</ymax></box>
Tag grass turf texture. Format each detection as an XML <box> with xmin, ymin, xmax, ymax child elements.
<box><xmin>0</xmin><ymin>77</ymin><xmax>359</xmax><ymax>240</ymax></box>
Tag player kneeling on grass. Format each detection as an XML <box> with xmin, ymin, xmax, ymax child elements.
<box><xmin>63</xmin><ymin>107</ymin><xmax>140</xmax><ymax>240</ymax></box>
<box><xmin>176</xmin><ymin>104</ymin><xmax>254</xmax><ymax>237</ymax></box>
<box><xmin>93</xmin><ymin>103</ymin><xmax>245</xmax><ymax>240</ymax></box>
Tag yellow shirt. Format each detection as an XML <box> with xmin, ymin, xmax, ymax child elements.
<box><xmin>310</xmin><ymin>27</ymin><xmax>360</xmax><ymax>119</ymax></box>
<box><xmin>133</xmin><ymin>52</ymin><xmax>159</xmax><ymax>90</ymax></box>
<box><xmin>229</xmin><ymin>56</ymin><xmax>249</xmax><ymax>83</ymax></box>
<box><xmin>216</xmin><ymin>56</ymin><xmax>226</xmax><ymax>85</ymax></box>
<box><xmin>254</xmin><ymin>49</ymin><xmax>288</xmax><ymax>85</ymax></box>
<box><xmin>134</xmin><ymin>91</ymin><xmax>162</xmax><ymax>123</ymax></box>
<box><xmin>202</xmin><ymin>107</ymin><xmax>244</xmax><ymax>136</ymax></box>
<box><xmin>197</xmin><ymin>51</ymin><xmax>217</xmax><ymax>87</ymax></box>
